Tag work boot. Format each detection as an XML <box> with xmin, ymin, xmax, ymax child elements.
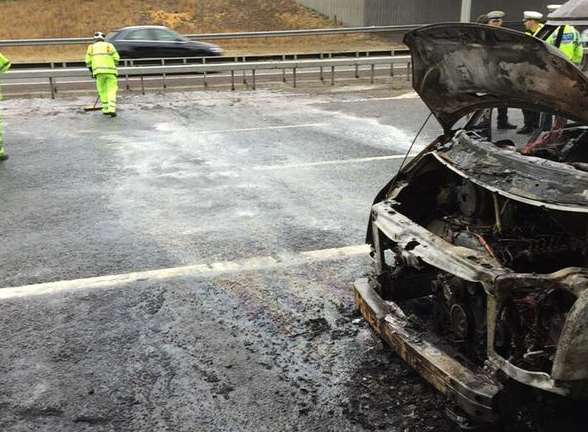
<box><xmin>517</xmin><ymin>125</ymin><xmax>535</xmax><ymax>134</ymax></box>
<box><xmin>108</xmin><ymin>112</ymin><xmax>117</xmax><ymax>118</ymax></box>
<box><xmin>497</xmin><ymin>122</ymin><xmax>517</xmax><ymax>130</ymax></box>
<box><xmin>0</xmin><ymin>154</ymin><xmax>9</xmax><ymax>161</ymax></box>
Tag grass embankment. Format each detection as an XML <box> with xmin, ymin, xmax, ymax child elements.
<box><xmin>0</xmin><ymin>0</ymin><xmax>394</xmax><ymax>62</ymax></box>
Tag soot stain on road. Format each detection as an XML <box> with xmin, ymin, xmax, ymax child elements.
<box><xmin>0</xmin><ymin>259</ymin><xmax>454</xmax><ymax>431</ymax></box>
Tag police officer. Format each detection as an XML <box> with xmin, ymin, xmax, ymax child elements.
<box><xmin>85</xmin><ymin>32</ymin><xmax>120</xmax><ymax>117</ymax></box>
<box><xmin>523</xmin><ymin>10</ymin><xmax>544</xmax><ymax>36</ymax></box>
<box><xmin>481</xmin><ymin>11</ymin><xmax>517</xmax><ymax>130</ymax></box>
<box><xmin>546</xmin><ymin>4</ymin><xmax>584</xmax><ymax>66</ymax></box>
<box><xmin>0</xmin><ymin>51</ymin><xmax>11</xmax><ymax>161</ymax></box>
<box><xmin>518</xmin><ymin>11</ymin><xmax>544</xmax><ymax>134</ymax></box>
<box><xmin>485</xmin><ymin>10</ymin><xmax>506</xmax><ymax>27</ymax></box>
<box><xmin>533</xmin><ymin>5</ymin><xmax>584</xmax><ymax>132</ymax></box>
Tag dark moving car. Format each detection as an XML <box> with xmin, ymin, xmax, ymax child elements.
<box><xmin>355</xmin><ymin>19</ymin><xmax>588</xmax><ymax>430</ymax></box>
<box><xmin>105</xmin><ymin>26</ymin><xmax>223</xmax><ymax>59</ymax></box>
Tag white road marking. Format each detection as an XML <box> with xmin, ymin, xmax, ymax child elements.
<box><xmin>0</xmin><ymin>245</ymin><xmax>370</xmax><ymax>300</ymax></box>
<box><xmin>311</xmin><ymin>92</ymin><xmax>420</xmax><ymax>105</ymax></box>
<box><xmin>252</xmin><ymin>153</ymin><xmax>420</xmax><ymax>170</ymax></box>
<box><xmin>193</xmin><ymin>123</ymin><xmax>327</xmax><ymax>134</ymax></box>
<box><xmin>300</xmin><ymin>244</ymin><xmax>368</xmax><ymax>259</ymax></box>
<box><xmin>388</xmin><ymin>92</ymin><xmax>419</xmax><ymax>100</ymax></box>
<box><xmin>344</xmin><ymin>93</ymin><xmax>420</xmax><ymax>103</ymax></box>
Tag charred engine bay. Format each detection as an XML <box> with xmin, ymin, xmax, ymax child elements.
<box><xmin>374</xmin><ymin>141</ymin><xmax>588</xmax><ymax>391</ymax></box>
<box><xmin>388</xmin><ymin>159</ymin><xmax>587</xmax><ymax>372</ymax></box>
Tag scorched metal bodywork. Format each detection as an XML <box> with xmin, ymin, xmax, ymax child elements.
<box><xmin>356</xmin><ymin>22</ymin><xmax>588</xmax><ymax>425</ymax></box>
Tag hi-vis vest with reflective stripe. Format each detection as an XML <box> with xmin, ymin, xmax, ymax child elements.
<box><xmin>0</xmin><ymin>52</ymin><xmax>11</xmax><ymax>74</ymax></box>
<box><xmin>86</xmin><ymin>41</ymin><xmax>120</xmax><ymax>76</ymax></box>
<box><xmin>526</xmin><ymin>24</ymin><xmax>543</xmax><ymax>37</ymax></box>
<box><xmin>547</xmin><ymin>25</ymin><xmax>584</xmax><ymax>66</ymax></box>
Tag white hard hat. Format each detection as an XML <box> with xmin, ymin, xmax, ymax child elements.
<box><xmin>523</xmin><ymin>11</ymin><xmax>544</xmax><ymax>21</ymax></box>
<box><xmin>547</xmin><ymin>4</ymin><xmax>562</xmax><ymax>12</ymax></box>
<box><xmin>93</xmin><ymin>32</ymin><xmax>105</xmax><ymax>40</ymax></box>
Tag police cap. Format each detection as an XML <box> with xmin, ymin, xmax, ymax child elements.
<box><xmin>486</xmin><ymin>10</ymin><xmax>506</xmax><ymax>20</ymax></box>
<box><xmin>523</xmin><ymin>11</ymin><xmax>544</xmax><ymax>21</ymax></box>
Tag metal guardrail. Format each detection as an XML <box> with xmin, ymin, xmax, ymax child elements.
<box><xmin>0</xmin><ymin>25</ymin><xmax>421</xmax><ymax>48</ymax></box>
<box><xmin>3</xmin><ymin>55</ymin><xmax>412</xmax><ymax>97</ymax></box>
<box><xmin>10</xmin><ymin>49</ymin><xmax>411</xmax><ymax>71</ymax></box>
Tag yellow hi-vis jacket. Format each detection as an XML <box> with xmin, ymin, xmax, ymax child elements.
<box><xmin>85</xmin><ymin>41</ymin><xmax>120</xmax><ymax>76</ymax></box>
<box><xmin>526</xmin><ymin>23</ymin><xmax>543</xmax><ymax>37</ymax></box>
<box><xmin>0</xmin><ymin>52</ymin><xmax>11</xmax><ymax>73</ymax></box>
<box><xmin>547</xmin><ymin>25</ymin><xmax>584</xmax><ymax>66</ymax></box>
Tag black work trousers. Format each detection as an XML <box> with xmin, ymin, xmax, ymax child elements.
<box><xmin>522</xmin><ymin>109</ymin><xmax>540</xmax><ymax>128</ymax></box>
<box><xmin>497</xmin><ymin>107</ymin><xmax>509</xmax><ymax>126</ymax></box>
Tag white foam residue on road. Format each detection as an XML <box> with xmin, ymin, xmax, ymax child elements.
<box><xmin>0</xmin><ymin>245</ymin><xmax>370</xmax><ymax>300</ymax></box>
<box><xmin>305</xmin><ymin>108</ymin><xmax>427</xmax><ymax>154</ymax></box>
<box><xmin>235</xmin><ymin>209</ymin><xmax>258</xmax><ymax>218</ymax></box>
<box><xmin>154</xmin><ymin>122</ymin><xmax>176</xmax><ymax>132</ymax></box>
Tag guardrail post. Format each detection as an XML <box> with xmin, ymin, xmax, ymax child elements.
<box><xmin>125</xmin><ymin>60</ymin><xmax>130</xmax><ymax>90</ymax></box>
<box><xmin>252</xmin><ymin>69</ymin><xmax>256</xmax><ymax>90</ymax></box>
<box><xmin>140</xmin><ymin>76</ymin><xmax>145</xmax><ymax>95</ymax></box>
<box><xmin>231</xmin><ymin>70</ymin><xmax>235</xmax><ymax>91</ymax></box>
<box><xmin>48</xmin><ymin>77</ymin><xmax>56</xmax><ymax>99</ymax></box>
<box><xmin>390</xmin><ymin>50</ymin><xmax>395</xmax><ymax>77</ymax></box>
<box><xmin>370</xmin><ymin>64</ymin><xmax>375</xmax><ymax>84</ymax></box>
<box><xmin>161</xmin><ymin>59</ymin><xmax>167</xmax><ymax>90</ymax></box>
<box><xmin>282</xmin><ymin>54</ymin><xmax>286</xmax><ymax>83</ymax></box>
<box><xmin>203</xmin><ymin>57</ymin><xmax>208</xmax><ymax>88</ymax></box>
<box><xmin>331</xmin><ymin>66</ymin><xmax>335</xmax><ymax>86</ymax></box>
<box><xmin>319</xmin><ymin>53</ymin><xmax>324</xmax><ymax>83</ymax></box>
<box><xmin>48</xmin><ymin>62</ymin><xmax>58</xmax><ymax>98</ymax></box>
<box><xmin>293</xmin><ymin>67</ymin><xmax>297</xmax><ymax>88</ymax></box>
<box><xmin>355</xmin><ymin>52</ymin><xmax>360</xmax><ymax>79</ymax></box>
<box><xmin>242</xmin><ymin>57</ymin><xmax>247</xmax><ymax>85</ymax></box>
<box><xmin>181</xmin><ymin>56</ymin><xmax>187</xmax><ymax>89</ymax></box>
<box><xmin>407</xmin><ymin>61</ymin><xmax>412</xmax><ymax>81</ymax></box>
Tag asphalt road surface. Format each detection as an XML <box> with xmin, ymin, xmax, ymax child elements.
<box><xmin>1</xmin><ymin>84</ymin><xmax>459</xmax><ymax>431</ymax></box>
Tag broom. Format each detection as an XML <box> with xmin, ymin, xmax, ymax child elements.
<box><xmin>83</xmin><ymin>96</ymin><xmax>102</xmax><ymax>112</ymax></box>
